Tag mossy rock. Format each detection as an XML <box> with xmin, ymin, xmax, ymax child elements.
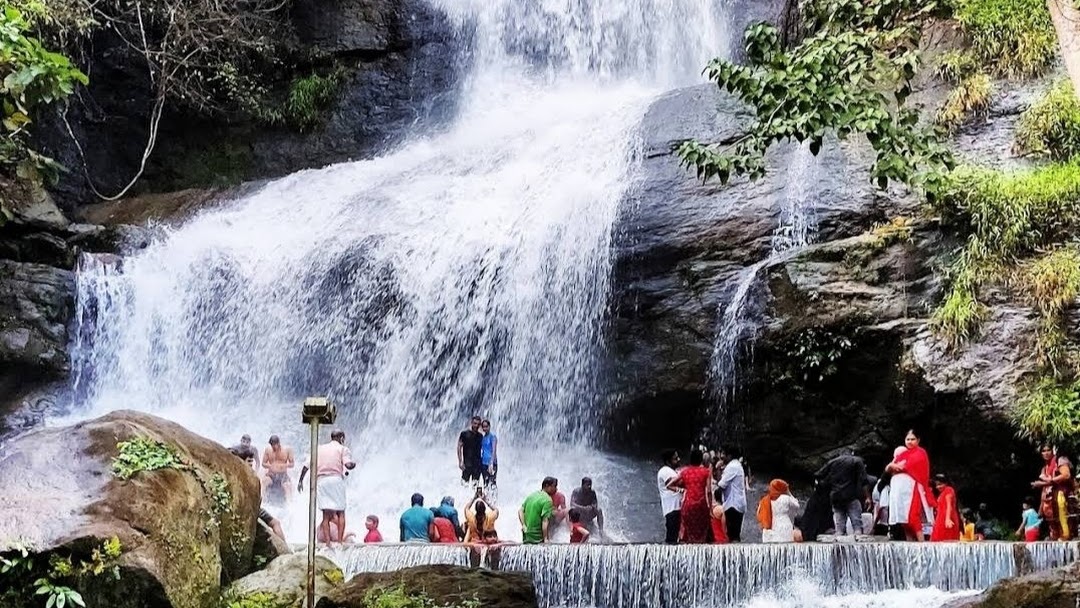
<box><xmin>0</xmin><ymin>410</ymin><xmax>262</xmax><ymax>608</ymax></box>
<box><xmin>224</xmin><ymin>554</ymin><xmax>341</xmax><ymax>608</ymax></box>
<box><xmin>946</xmin><ymin>562</ymin><xmax>1080</xmax><ymax>608</ymax></box>
<box><xmin>316</xmin><ymin>564</ymin><xmax>537</xmax><ymax>608</ymax></box>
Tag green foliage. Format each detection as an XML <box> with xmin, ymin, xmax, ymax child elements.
<box><xmin>203</xmin><ymin>472</ymin><xmax>232</xmax><ymax>535</ymax></box>
<box><xmin>1012</xmin><ymin>378</ymin><xmax>1080</xmax><ymax>443</ymax></box>
<box><xmin>677</xmin><ymin>0</ymin><xmax>953</xmax><ymax>193</ymax></box>
<box><xmin>1019</xmin><ymin>246</ymin><xmax>1080</xmax><ymax>373</ymax></box>
<box><xmin>111</xmin><ymin>436</ymin><xmax>187</xmax><ymax>480</ymax></box>
<box><xmin>931</xmin><ymin>163</ymin><xmax>1080</xmax><ymax>345</ymax></box>
<box><xmin>0</xmin><ymin>6</ymin><xmax>87</xmax><ymax>184</ymax></box>
<box><xmin>936</xmin><ymin>72</ymin><xmax>991</xmax><ymax>129</ymax></box>
<box><xmin>781</xmin><ymin>328</ymin><xmax>855</xmax><ymax>383</ymax></box>
<box><xmin>935</xmin><ymin>50</ymin><xmax>979</xmax><ymax>84</ymax></box>
<box><xmin>285</xmin><ymin>72</ymin><xmax>342</xmax><ymax>130</ymax></box>
<box><xmin>1</xmin><ymin>538</ymin><xmax>122</xmax><ymax>608</ymax></box>
<box><xmin>1015</xmin><ymin>80</ymin><xmax>1080</xmax><ymax>161</ymax></box>
<box><xmin>952</xmin><ymin>0</ymin><xmax>1057</xmax><ymax>79</ymax></box>
<box><xmin>361</xmin><ymin>586</ymin><xmax>481</xmax><ymax>608</ymax></box>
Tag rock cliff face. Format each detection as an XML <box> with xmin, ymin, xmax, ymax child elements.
<box><xmin>36</xmin><ymin>0</ymin><xmax>462</xmax><ymax>207</ymax></box>
<box><xmin>604</xmin><ymin>67</ymin><xmax>1051</xmax><ymax>507</ymax></box>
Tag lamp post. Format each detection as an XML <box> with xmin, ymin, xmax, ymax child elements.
<box><xmin>301</xmin><ymin>397</ymin><xmax>336</xmax><ymax>608</ymax></box>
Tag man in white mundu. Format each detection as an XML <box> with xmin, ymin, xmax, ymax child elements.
<box><xmin>298</xmin><ymin>429</ymin><xmax>356</xmax><ymax>545</ymax></box>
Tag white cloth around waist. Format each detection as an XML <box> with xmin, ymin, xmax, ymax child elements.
<box><xmin>317</xmin><ymin>474</ymin><xmax>347</xmax><ymax>512</ymax></box>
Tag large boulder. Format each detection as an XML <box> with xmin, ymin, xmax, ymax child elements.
<box><xmin>0</xmin><ymin>410</ymin><xmax>262</xmax><ymax>608</ymax></box>
<box><xmin>0</xmin><ymin>260</ymin><xmax>74</xmax><ymax>391</ymax></box>
<box><xmin>945</xmin><ymin>562</ymin><xmax>1080</xmax><ymax>608</ymax></box>
<box><xmin>224</xmin><ymin>554</ymin><xmax>342</xmax><ymax>607</ymax></box>
<box><xmin>317</xmin><ymin>564</ymin><xmax>537</xmax><ymax>608</ymax></box>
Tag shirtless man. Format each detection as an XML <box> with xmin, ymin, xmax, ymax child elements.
<box><xmin>261</xmin><ymin>435</ymin><xmax>295</xmax><ymax>502</ymax></box>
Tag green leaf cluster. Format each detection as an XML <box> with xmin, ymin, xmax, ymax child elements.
<box><xmin>1</xmin><ymin>538</ymin><xmax>122</xmax><ymax>608</ymax></box>
<box><xmin>1015</xmin><ymin>80</ymin><xmax>1080</xmax><ymax>161</ymax></box>
<box><xmin>677</xmin><ymin>0</ymin><xmax>953</xmax><ymax>193</ymax></box>
<box><xmin>361</xmin><ymin>585</ymin><xmax>482</xmax><ymax>608</ymax></box>
<box><xmin>221</xmin><ymin>591</ymin><xmax>292</xmax><ymax>608</ymax></box>
<box><xmin>111</xmin><ymin>436</ymin><xmax>188</xmax><ymax>480</ymax></box>
<box><xmin>952</xmin><ymin>0</ymin><xmax>1057</xmax><ymax>79</ymax></box>
<box><xmin>936</xmin><ymin>72</ymin><xmax>991</xmax><ymax>129</ymax></box>
<box><xmin>1012</xmin><ymin>378</ymin><xmax>1080</xmax><ymax>444</ymax></box>
<box><xmin>0</xmin><ymin>6</ymin><xmax>87</xmax><ymax>184</ymax></box>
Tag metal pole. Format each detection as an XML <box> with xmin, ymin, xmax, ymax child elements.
<box><xmin>306</xmin><ymin>419</ymin><xmax>319</xmax><ymax>608</ymax></box>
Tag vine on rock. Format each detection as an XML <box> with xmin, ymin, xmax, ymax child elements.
<box><xmin>677</xmin><ymin>0</ymin><xmax>953</xmax><ymax>193</ymax></box>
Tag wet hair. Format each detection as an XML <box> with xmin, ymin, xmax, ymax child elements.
<box><xmin>241</xmin><ymin>434</ymin><xmax>251</xmax><ymax>443</ymax></box>
<box><xmin>366</xmin><ymin>514</ymin><xmax>379</xmax><ymax>526</ymax></box>
<box><xmin>269</xmin><ymin>435</ymin><xmax>280</xmax><ymax>445</ymax></box>
<box><xmin>689</xmin><ymin>449</ymin><xmax>704</xmax><ymax>466</ymax></box>
<box><xmin>569</xmin><ymin>508</ymin><xmax>581</xmax><ymax>523</ymax></box>
<box><xmin>475</xmin><ymin>500</ymin><xmax>488</xmax><ymax>534</ymax></box>
<box><xmin>331</xmin><ymin>429</ymin><xmax>345</xmax><ymax>442</ymax></box>
<box><xmin>661</xmin><ymin>449</ymin><xmax>678</xmax><ymax>465</ymax></box>
<box><xmin>481</xmin><ymin>419</ymin><xmax>491</xmax><ymax>427</ymax></box>
<box><xmin>542</xmin><ymin>476</ymin><xmax>558</xmax><ymax>490</ymax></box>
<box><xmin>411</xmin><ymin>493</ymin><xmax>424</xmax><ymax>506</ymax></box>
<box><xmin>581</xmin><ymin>477</ymin><xmax>591</xmax><ymax>486</ymax></box>
<box><xmin>441</xmin><ymin>496</ymin><xmax>454</xmax><ymax>506</ymax></box>
<box><xmin>471</xmin><ymin>416</ymin><xmax>482</xmax><ymax>423</ymax></box>
<box><xmin>713</xmin><ymin>488</ymin><xmax>723</xmax><ymax>503</ymax></box>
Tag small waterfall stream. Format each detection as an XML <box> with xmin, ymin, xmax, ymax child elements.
<box><xmin>328</xmin><ymin>541</ymin><xmax>1080</xmax><ymax>608</ymax></box>
<box><xmin>709</xmin><ymin>146</ymin><xmax>818</xmax><ymax>409</ymax></box>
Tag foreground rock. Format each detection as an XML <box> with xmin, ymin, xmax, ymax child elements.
<box><xmin>317</xmin><ymin>564</ymin><xmax>537</xmax><ymax>608</ymax></box>
<box><xmin>0</xmin><ymin>410</ymin><xmax>262</xmax><ymax>608</ymax></box>
<box><xmin>225</xmin><ymin>554</ymin><xmax>342</xmax><ymax>607</ymax></box>
<box><xmin>945</xmin><ymin>562</ymin><xmax>1080</xmax><ymax>608</ymax></box>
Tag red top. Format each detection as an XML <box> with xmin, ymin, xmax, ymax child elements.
<box><xmin>433</xmin><ymin>517</ymin><xmax>457</xmax><ymax>543</ymax></box>
<box><xmin>570</xmin><ymin>523</ymin><xmax>588</xmax><ymax>543</ymax></box>
<box><xmin>710</xmin><ymin>508</ymin><xmax>729</xmax><ymax>544</ymax></box>
<box><xmin>364</xmin><ymin>529</ymin><xmax>383</xmax><ymax>543</ymax></box>
<box><xmin>931</xmin><ymin>486</ymin><xmax>959</xmax><ymax>542</ymax></box>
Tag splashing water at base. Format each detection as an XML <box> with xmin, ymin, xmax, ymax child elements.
<box><xmin>741</xmin><ymin>579</ymin><xmax>977</xmax><ymax>608</ymax></box>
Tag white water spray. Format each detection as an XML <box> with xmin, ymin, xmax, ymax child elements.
<box><xmin>64</xmin><ymin>0</ymin><xmax>734</xmax><ymax>542</ymax></box>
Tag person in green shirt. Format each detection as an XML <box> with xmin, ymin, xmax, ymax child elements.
<box><xmin>519</xmin><ymin>476</ymin><xmax>558</xmax><ymax>543</ymax></box>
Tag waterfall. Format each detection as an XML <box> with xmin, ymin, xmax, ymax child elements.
<box><xmin>63</xmin><ymin>0</ymin><xmax>736</xmax><ymax>542</ymax></box>
<box><xmin>331</xmin><ymin>542</ymin><xmax>1080</xmax><ymax>608</ymax></box>
<box><xmin>709</xmin><ymin>146</ymin><xmax>818</xmax><ymax>410</ymax></box>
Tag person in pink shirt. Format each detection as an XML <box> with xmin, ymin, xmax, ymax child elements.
<box><xmin>298</xmin><ymin>429</ymin><xmax>356</xmax><ymax>546</ymax></box>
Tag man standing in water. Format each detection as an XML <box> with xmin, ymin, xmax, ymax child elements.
<box><xmin>261</xmin><ymin>435</ymin><xmax>295</xmax><ymax>503</ymax></box>
<box><xmin>457</xmin><ymin>416</ymin><xmax>484</xmax><ymax>486</ymax></box>
<box><xmin>520</xmin><ymin>477</ymin><xmax>558</xmax><ymax>544</ymax></box>
<box><xmin>570</xmin><ymin>477</ymin><xmax>605</xmax><ymax>538</ymax></box>
<box><xmin>231</xmin><ymin>435</ymin><xmax>259</xmax><ymax>471</ymax></box>
<box><xmin>718</xmin><ymin>446</ymin><xmax>747</xmax><ymax>542</ymax></box>
<box><xmin>657</xmin><ymin>449</ymin><xmax>683</xmax><ymax>544</ymax></box>
<box><xmin>297</xmin><ymin>429</ymin><xmax>356</xmax><ymax>546</ymax></box>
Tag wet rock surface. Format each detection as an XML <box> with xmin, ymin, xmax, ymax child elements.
<box><xmin>225</xmin><ymin>553</ymin><xmax>341</xmax><ymax>607</ymax></box>
<box><xmin>0</xmin><ymin>410</ymin><xmax>262</xmax><ymax>608</ymax></box>
<box><xmin>945</xmin><ymin>561</ymin><xmax>1080</xmax><ymax>608</ymax></box>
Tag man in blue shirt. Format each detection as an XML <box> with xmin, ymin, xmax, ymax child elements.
<box><xmin>400</xmin><ymin>493</ymin><xmax>438</xmax><ymax>542</ymax></box>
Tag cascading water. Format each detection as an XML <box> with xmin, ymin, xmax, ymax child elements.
<box><xmin>330</xmin><ymin>542</ymin><xmax>1080</xmax><ymax>608</ymax></box>
<box><xmin>709</xmin><ymin>146</ymin><xmax>818</xmax><ymax>409</ymax></box>
<box><xmin>63</xmin><ymin>0</ymin><xmax>736</xmax><ymax>542</ymax></box>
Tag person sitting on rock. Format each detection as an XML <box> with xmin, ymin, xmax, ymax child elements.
<box><xmin>433</xmin><ymin>496</ymin><xmax>464</xmax><ymax>540</ymax></box>
<box><xmin>400</xmin><ymin>493</ymin><xmax>439</xmax><ymax>542</ymax></box>
<box><xmin>464</xmin><ymin>489</ymin><xmax>499</xmax><ymax>543</ymax></box>
<box><xmin>570</xmin><ymin>477</ymin><xmax>605</xmax><ymax>538</ymax></box>
<box><xmin>569</xmin><ymin>508</ymin><xmax>591</xmax><ymax>543</ymax></box>
<box><xmin>431</xmin><ymin>508</ymin><xmax>459</xmax><ymax>544</ymax></box>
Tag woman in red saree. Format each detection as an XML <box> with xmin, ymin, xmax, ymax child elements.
<box><xmin>930</xmin><ymin>473</ymin><xmax>960</xmax><ymax>542</ymax></box>
<box><xmin>1032</xmin><ymin>444</ymin><xmax>1078</xmax><ymax>540</ymax></box>
<box><xmin>886</xmin><ymin>430</ymin><xmax>935</xmax><ymax>541</ymax></box>
<box><xmin>667</xmin><ymin>449</ymin><xmax>712</xmax><ymax>543</ymax></box>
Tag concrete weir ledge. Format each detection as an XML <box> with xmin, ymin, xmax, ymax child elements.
<box><xmin>318</xmin><ymin>541</ymin><xmax>1080</xmax><ymax>607</ymax></box>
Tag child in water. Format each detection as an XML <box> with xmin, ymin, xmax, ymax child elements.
<box><xmin>1017</xmin><ymin>498</ymin><xmax>1042</xmax><ymax>542</ymax></box>
<box><xmin>364</xmin><ymin>515</ymin><xmax>383</xmax><ymax>543</ymax></box>
<box><xmin>569</xmin><ymin>509</ymin><xmax>591</xmax><ymax>544</ymax></box>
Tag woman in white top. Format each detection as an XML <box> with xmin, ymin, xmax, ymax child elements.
<box><xmin>757</xmin><ymin>479</ymin><xmax>801</xmax><ymax>543</ymax></box>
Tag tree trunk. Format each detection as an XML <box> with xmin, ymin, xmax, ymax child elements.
<box><xmin>1048</xmin><ymin>0</ymin><xmax>1080</xmax><ymax>98</ymax></box>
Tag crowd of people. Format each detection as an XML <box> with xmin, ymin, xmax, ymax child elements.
<box><xmin>657</xmin><ymin>429</ymin><xmax>1080</xmax><ymax>545</ymax></box>
<box><xmin>227</xmin><ymin>422</ymin><xmax>1080</xmax><ymax>547</ymax></box>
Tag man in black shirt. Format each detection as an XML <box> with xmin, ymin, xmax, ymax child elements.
<box><xmin>815</xmin><ymin>449</ymin><xmax>867</xmax><ymax>535</ymax></box>
<box><xmin>457</xmin><ymin>416</ymin><xmax>483</xmax><ymax>484</ymax></box>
